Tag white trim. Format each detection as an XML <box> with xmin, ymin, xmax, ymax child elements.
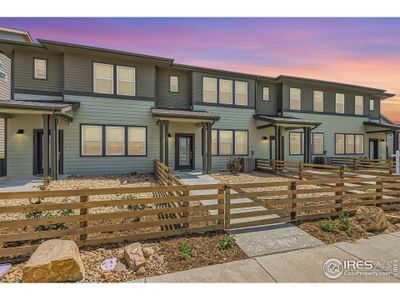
<box><xmin>116</xmin><ymin>65</ymin><xmax>136</xmax><ymax>96</ymax></box>
<box><xmin>262</xmin><ymin>86</ymin><xmax>270</xmax><ymax>102</ymax></box>
<box><xmin>169</xmin><ymin>75</ymin><xmax>179</xmax><ymax>93</ymax></box>
<box><xmin>289</xmin><ymin>87</ymin><xmax>301</xmax><ymax>110</ymax></box>
<box><xmin>93</xmin><ymin>62</ymin><xmax>114</xmax><ymax>94</ymax></box>
<box><xmin>355</xmin><ymin>95</ymin><xmax>364</xmax><ymax>115</ymax></box>
<box><xmin>313</xmin><ymin>90</ymin><xmax>324</xmax><ymax>112</ymax></box>
<box><xmin>335</xmin><ymin>93</ymin><xmax>345</xmax><ymax>114</ymax></box>
<box><xmin>235</xmin><ymin>81</ymin><xmax>248</xmax><ymax>106</ymax></box>
<box><xmin>34</xmin><ymin>58</ymin><xmax>47</xmax><ymax>79</ymax></box>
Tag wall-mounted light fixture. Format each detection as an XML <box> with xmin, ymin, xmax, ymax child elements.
<box><xmin>168</xmin><ymin>133</ymin><xmax>172</xmax><ymax>138</ymax></box>
<box><xmin>262</xmin><ymin>136</ymin><xmax>268</xmax><ymax>140</ymax></box>
<box><xmin>380</xmin><ymin>139</ymin><xmax>385</xmax><ymax>142</ymax></box>
<box><xmin>17</xmin><ymin>129</ymin><xmax>24</xmax><ymax>135</ymax></box>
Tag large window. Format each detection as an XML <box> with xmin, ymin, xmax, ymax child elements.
<box><xmin>262</xmin><ymin>87</ymin><xmax>270</xmax><ymax>101</ymax></box>
<box><xmin>212</xmin><ymin>129</ymin><xmax>249</xmax><ymax>156</ymax></box>
<box><xmin>289</xmin><ymin>88</ymin><xmax>301</xmax><ymax>110</ymax></box>
<box><xmin>82</xmin><ymin>125</ymin><xmax>103</xmax><ymax>156</ymax></box>
<box><xmin>335</xmin><ymin>133</ymin><xmax>364</xmax><ymax>154</ymax></box>
<box><xmin>203</xmin><ymin>77</ymin><xmax>218</xmax><ymax>103</ymax></box>
<box><xmin>219</xmin><ymin>79</ymin><xmax>233</xmax><ymax>104</ymax></box>
<box><xmin>94</xmin><ymin>63</ymin><xmax>114</xmax><ymax>94</ymax></box>
<box><xmin>370</xmin><ymin>99</ymin><xmax>375</xmax><ymax>111</ymax></box>
<box><xmin>106</xmin><ymin>126</ymin><xmax>125</xmax><ymax>156</ymax></box>
<box><xmin>313</xmin><ymin>90</ymin><xmax>324</xmax><ymax>112</ymax></box>
<box><xmin>211</xmin><ymin>129</ymin><xmax>218</xmax><ymax>155</ymax></box>
<box><xmin>335</xmin><ymin>93</ymin><xmax>345</xmax><ymax>114</ymax></box>
<box><xmin>34</xmin><ymin>58</ymin><xmax>47</xmax><ymax>80</ymax></box>
<box><xmin>312</xmin><ymin>133</ymin><xmax>324</xmax><ymax>155</ymax></box>
<box><xmin>289</xmin><ymin>132</ymin><xmax>303</xmax><ymax>155</ymax></box>
<box><xmin>117</xmin><ymin>66</ymin><xmax>135</xmax><ymax>96</ymax></box>
<box><xmin>219</xmin><ymin>130</ymin><xmax>233</xmax><ymax>155</ymax></box>
<box><xmin>235</xmin><ymin>131</ymin><xmax>248</xmax><ymax>155</ymax></box>
<box><xmin>355</xmin><ymin>95</ymin><xmax>364</xmax><ymax>115</ymax></box>
<box><xmin>128</xmin><ymin>127</ymin><xmax>146</xmax><ymax>156</ymax></box>
<box><xmin>169</xmin><ymin>75</ymin><xmax>179</xmax><ymax>93</ymax></box>
<box><xmin>235</xmin><ymin>81</ymin><xmax>248</xmax><ymax>106</ymax></box>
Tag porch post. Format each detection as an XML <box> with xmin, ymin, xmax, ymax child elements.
<box><xmin>164</xmin><ymin>120</ymin><xmax>169</xmax><ymax>166</ymax></box>
<box><xmin>206</xmin><ymin>122</ymin><xmax>212</xmax><ymax>174</ymax></box>
<box><xmin>42</xmin><ymin>114</ymin><xmax>50</xmax><ymax>178</ymax></box>
<box><xmin>49</xmin><ymin>115</ymin><xmax>58</xmax><ymax>179</ymax></box>
<box><xmin>274</xmin><ymin>125</ymin><xmax>280</xmax><ymax>160</ymax></box>
<box><xmin>202</xmin><ymin>123</ymin><xmax>207</xmax><ymax>174</ymax></box>
<box><xmin>159</xmin><ymin>121</ymin><xmax>164</xmax><ymax>163</ymax></box>
<box><xmin>303</xmin><ymin>127</ymin><xmax>311</xmax><ymax>164</ymax></box>
<box><xmin>393</xmin><ymin>130</ymin><xmax>398</xmax><ymax>155</ymax></box>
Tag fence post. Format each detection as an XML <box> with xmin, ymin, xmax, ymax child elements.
<box><xmin>299</xmin><ymin>162</ymin><xmax>304</xmax><ymax>180</ymax></box>
<box><xmin>224</xmin><ymin>185</ymin><xmax>230</xmax><ymax>230</ymax></box>
<box><xmin>339</xmin><ymin>165</ymin><xmax>345</xmax><ymax>179</ymax></box>
<box><xmin>290</xmin><ymin>181</ymin><xmax>297</xmax><ymax>221</ymax></box>
<box><xmin>376</xmin><ymin>177</ymin><xmax>383</xmax><ymax>208</ymax></box>
<box><xmin>335</xmin><ymin>178</ymin><xmax>344</xmax><ymax>213</ymax></box>
<box><xmin>80</xmin><ymin>195</ymin><xmax>89</xmax><ymax>240</ymax></box>
<box><xmin>182</xmin><ymin>189</ymin><xmax>190</xmax><ymax>228</ymax></box>
<box><xmin>389</xmin><ymin>159</ymin><xmax>393</xmax><ymax>175</ymax></box>
<box><xmin>272</xmin><ymin>159</ymin><xmax>276</xmax><ymax>174</ymax></box>
<box><xmin>218</xmin><ymin>186</ymin><xmax>225</xmax><ymax>228</ymax></box>
<box><xmin>353</xmin><ymin>158</ymin><xmax>357</xmax><ymax>170</ymax></box>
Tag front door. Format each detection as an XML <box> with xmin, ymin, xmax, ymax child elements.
<box><xmin>369</xmin><ymin>138</ymin><xmax>379</xmax><ymax>159</ymax></box>
<box><xmin>33</xmin><ymin>129</ymin><xmax>64</xmax><ymax>175</ymax></box>
<box><xmin>175</xmin><ymin>134</ymin><xmax>194</xmax><ymax>170</ymax></box>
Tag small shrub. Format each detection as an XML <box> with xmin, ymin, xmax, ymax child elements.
<box><xmin>218</xmin><ymin>235</ymin><xmax>237</xmax><ymax>250</ymax></box>
<box><xmin>227</xmin><ymin>156</ymin><xmax>242</xmax><ymax>174</ymax></box>
<box><xmin>179</xmin><ymin>243</ymin><xmax>193</xmax><ymax>259</ymax></box>
<box><xmin>339</xmin><ymin>214</ymin><xmax>353</xmax><ymax>236</ymax></box>
<box><xmin>320</xmin><ymin>219</ymin><xmax>339</xmax><ymax>232</ymax></box>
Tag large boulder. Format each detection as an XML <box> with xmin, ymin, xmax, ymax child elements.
<box><xmin>355</xmin><ymin>206</ymin><xmax>389</xmax><ymax>232</ymax></box>
<box><xmin>22</xmin><ymin>239</ymin><xmax>85</xmax><ymax>283</ymax></box>
<box><xmin>124</xmin><ymin>242</ymin><xmax>146</xmax><ymax>271</ymax></box>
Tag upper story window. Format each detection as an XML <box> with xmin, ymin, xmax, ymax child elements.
<box><xmin>81</xmin><ymin>125</ymin><xmax>103</xmax><ymax>156</ymax></box>
<box><xmin>203</xmin><ymin>77</ymin><xmax>218</xmax><ymax>103</ymax></box>
<box><xmin>289</xmin><ymin>88</ymin><xmax>301</xmax><ymax>110</ymax></box>
<box><xmin>0</xmin><ymin>71</ymin><xmax>7</xmax><ymax>82</ymax></box>
<box><xmin>370</xmin><ymin>99</ymin><xmax>375</xmax><ymax>111</ymax></box>
<box><xmin>94</xmin><ymin>63</ymin><xmax>114</xmax><ymax>94</ymax></box>
<box><xmin>355</xmin><ymin>95</ymin><xmax>364</xmax><ymax>115</ymax></box>
<box><xmin>169</xmin><ymin>75</ymin><xmax>179</xmax><ymax>93</ymax></box>
<box><xmin>262</xmin><ymin>87</ymin><xmax>270</xmax><ymax>101</ymax></box>
<box><xmin>34</xmin><ymin>58</ymin><xmax>47</xmax><ymax>80</ymax></box>
<box><xmin>335</xmin><ymin>93</ymin><xmax>345</xmax><ymax>114</ymax></box>
<box><xmin>117</xmin><ymin>66</ymin><xmax>135</xmax><ymax>96</ymax></box>
<box><xmin>313</xmin><ymin>90</ymin><xmax>324</xmax><ymax>112</ymax></box>
<box><xmin>235</xmin><ymin>81</ymin><xmax>248</xmax><ymax>106</ymax></box>
<box><xmin>219</xmin><ymin>79</ymin><xmax>233</xmax><ymax>104</ymax></box>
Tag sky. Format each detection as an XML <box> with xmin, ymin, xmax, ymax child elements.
<box><xmin>1</xmin><ymin>17</ymin><xmax>399</xmax><ymax>122</ymax></box>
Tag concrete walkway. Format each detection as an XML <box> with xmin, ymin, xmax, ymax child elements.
<box><xmin>175</xmin><ymin>171</ymin><xmax>323</xmax><ymax>257</ymax></box>
<box><xmin>0</xmin><ymin>176</ymin><xmax>42</xmax><ymax>192</ymax></box>
<box><xmin>134</xmin><ymin>232</ymin><xmax>400</xmax><ymax>283</ymax></box>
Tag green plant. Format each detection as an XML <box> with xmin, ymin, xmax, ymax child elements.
<box><xmin>218</xmin><ymin>235</ymin><xmax>237</xmax><ymax>250</ymax></box>
<box><xmin>320</xmin><ymin>219</ymin><xmax>339</xmax><ymax>232</ymax></box>
<box><xmin>339</xmin><ymin>214</ymin><xmax>353</xmax><ymax>236</ymax></box>
<box><xmin>179</xmin><ymin>243</ymin><xmax>193</xmax><ymax>259</ymax></box>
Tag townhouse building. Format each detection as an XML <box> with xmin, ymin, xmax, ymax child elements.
<box><xmin>0</xmin><ymin>27</ymin><xmax>398</xmax><ymax>179</ymax></box>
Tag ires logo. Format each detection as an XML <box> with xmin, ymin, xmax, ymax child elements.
<box><xmin>323</xmin><ymin>259</ymin><xmax>374</xmax><ymax>279</ymax></box>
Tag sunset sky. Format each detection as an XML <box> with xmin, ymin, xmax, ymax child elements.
<box><xmin>1</xmin><ymin>17</ymin><xmax>399</xmax><ymax>122</ymax></box>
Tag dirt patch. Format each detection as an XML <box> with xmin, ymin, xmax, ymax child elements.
<box><xmin>211</xmin><ymin>171</ymin><xmax>289</xmax><ymax>184</ymax></box>
<box><xmin>0</xmin><ymin>231</ymin><xmax>246</xmax><ymax>283</ymax></box>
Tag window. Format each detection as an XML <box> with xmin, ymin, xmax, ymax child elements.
<box><xmin>262</xmin><ymin>87</ymin><xmax>270</xmax><ymax>101</ymax></box>
<box><xmin>335</xmin><ymin>93</ymin><xmax>345</xmax><ymax>113</ymax></box>
<box><xmin>0</xmin><ymin>71</ymin><xmax>7</xmax><ymax>82</ymax></box>
<box><xmin>219</xmin><ymin>79</ymin><xmax>233</xmax><ymax>104</ymax></box>
<box><xmin>34</xmin><ymin>58</ymin><xmax>47</xmax><ymax>80</ymax></box>
<box><xmin>313</xmin><ymin>90</ymin><xmax>324</xmax><ymax>112</ymax></box>
<box><xmin>289</xmin><ymin>88</ymin><xmax>301</xmax><ymax>110</ymax></box>
<box><xmin>94</xmin><ymin>63</ymin><xmax>114</xmax><ymax>94</ymax></box>
<box><xmin>370</xmin><ymin>99</ymin><xmax>375</xmax><ymax>111</ymax></box>
<box><xmin>355</xmin><ymin>135</ymin><xmax>364</xmax><ymax>154</ymax></box>
<box><xmin>117</xmin><ymin>66</ymin><xmax>135</xmax><ymax>96</ymax></box>
<box><xmin>128</xmin><ymin>127</ymin><xmax>146</xmax><ymax>156</ymax></box>
<box><xmin>169</xmin><ymin>75</ymin><xmax>179</xmax><ymax>93</ymax></box>
<box><xmin>219</xmin><ymin>130</ymin><xmax>233</xmax><ymax>155</ymax></box>
<box><xmin>345</xmin><ymin>134</ymin><xmax>354</xmax><ymax>154</ymax></box>
<box><xmin>289</xmin><ymin>132</ymin><xmax>303</xmax><ymax>155</ymax></box>
<box><xmin>355</xmin><ymin>95</ymin><xmax>364</xmax><ymax>115</ymax></box>
<box><xmin>335</xmin><ymin>134</ymin><xmax>345</xmax><ymax>154</ymax></box>
<box><xmin>312</xmin><ymin>133</ymin><xmax>324</xmax><ymax>155</ymax></box>
<box><xmin>203</xmin><ymin>77</ymin><xmax>218</xmax><ymax>103</ymax></box>
<box><xmin>212</xmin><ymin>130</ymin><xmax>218</xmax><ymax>155</ymax></box>
<box><xmin>106</xmin><ymin>126</ymin><xmax>125</xmax><ymax>156</ymax></box>
<box><xmin>82</xmin><ymin>125</ymin><xmax>103</xmax><ymax>156</ymax></box>
<box><xmin>235</xmin><ymin>131</ymin><xmax>248</xmax><ymax>155</ymax></box>
<box><xmin>235</xmin><ymin>81</ymin><xmax>248</xmax><ymax>106</ymax></box>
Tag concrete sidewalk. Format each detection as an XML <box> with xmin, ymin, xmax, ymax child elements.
<box><xmin>133</xmin><ymin>232</ymin><xmax>400</xmax><ymax>283</ymax></box>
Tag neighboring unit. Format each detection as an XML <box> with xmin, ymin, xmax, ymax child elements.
<box><xmin>0</xmin><ymin>27</ymin><xmax>398</xmax><ymax>178</ymax></box>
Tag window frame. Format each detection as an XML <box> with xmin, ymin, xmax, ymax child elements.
<box><xmin>0</xmin><ymin>70</ymin><xmax>7</xmax><ymax>82</ymax></box>
<box><xmin>202</xmin><ymin>76</ymin><xmax>249</xmax><ymax>107</ymax></box>
<box><xmin>234</xmin><ymin>80</ymin><xmax>249</xmax><ymax>106</ymax></box>
<box><xmin>335</xmin><ymin>93</ymin><xmax>345</xmax><ymax>114</ymax></box>
<box><xmin>312</xmin><ymin>132</ymin><xmax>324</xmax><ymax>155</ymax></box>
<box><xmin>116</xmin><ymin>65</ymin><xmax>136</xmax><ymax>96</ymax></box>
<box><xmin>93</xmin><ymin>62</ymin><xmax>114</xmax><ymax>94</ymax></box>
<box><xmin>355</xmin><ymin>95</ymin><xmax>364</xmax><ymax>115</ymax></box>
<box><xmin>289</xmin><ymin>87</ymin><xmax>301</xmax><ymax>111</ymax></box>
<box><xmin>289</xmin><ymin>131</ymin><xmax>304</xmax><ymax>155</ymax></box>
<box><xmin>202</xmin><ymin>76</ymin><xmax>218</xmax><ymax>103</ymax></box>
<box><xmin>234</xmin><ymin>130</ymin><xmax>249</xmax><ymax>155</ymax></box>
<box><xmin>169</xmin><ymin>75</ymin><xmax>179</xmax><ymax>93</ymax></box>
<box><xmin>33</xmin><ymin>58</ymin><xmax>47</xmax><ymax>80</ymax></box>
<box><xmin>262</xmin><ymin>86</ymin><xmax>270</xmax><ymax>102</ymax></box>
<box><xmin>313</xmin><ymin>90</ymin><xmax>324</xmax><ymax>112</ymax></box>
<box><xmin>370</xmin><ymin>99</ymin><xmax>375</xmax><ymax>111</ymax></box>
<box><xmin>354</xmin><ymin>134</ymin><xmax>364</xmax><ymax>154</ymax></box>
<box><xmin>335</xmin><ymin>133</ymin><xmax>364</xmax><ymax>155</ymax></box>
<box><xmin>127</xmin><ymin>126</ymin><xmax>148</xmax><ymax>157</ymax></box>
<box><xmin>219</xmin><ymin>79</ymin><xmax>234</xmax><ymax>105</ymax></box>
<box><xmin>211</xmin><ymin>129</ymin><xmax>249</xmax><ymax>156</ymax></box>
<box><xmin>81</xmin><ymin>124</ymin><xmax>104</xmax><ymax>157</ymax></box>
<box><xmin>105</xmin><ymin>125</ymin><xmax>126</xmax><ymax>156</ymax></box>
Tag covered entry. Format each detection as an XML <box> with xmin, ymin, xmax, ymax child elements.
<box><xmin>152</xmin><ymin>108</ymin><xmax>220</xmax><ymax>174</ymax></box>
<box><xmin>364</xmin><ymin>121</ymin><xmax>400</xmax><ymax>159</ymax></box>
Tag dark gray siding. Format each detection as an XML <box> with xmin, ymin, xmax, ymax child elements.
<box><xmin>0</xmin><ymin>53</ymin><xmax>11</xmax><ymax>160</ymax></box>
<box><xmin>256</xmin><ymin>79</ymin><xmax>279</xmax><ymax>115</ymax></box>
<box><xmin>192</xmin><ymin>71</ymin><xmax>256</xmax><ymax>107</ymax></box>
<box><xmin>369</xmin><ymin>98</ymin><xmax>380</xmax><ymax>119</ymax></box>
<box><xmin>155</xmin><ymin>68</ymin><xmax>191</xmax><ymax>110</ymax></box>
<box><xmin>0</xmin><ymin>31</ymin><xmax>27</xmax><ymax>43</ymax></box>
<box><xmin>14</xmin><ymin>49</ymin><xmax>63</xmax><ymax>92</ymax></box>
<box><xmin>64</xmin><ymin>52</ymin><xmax>156</xmax><ymax>98</ymax></box>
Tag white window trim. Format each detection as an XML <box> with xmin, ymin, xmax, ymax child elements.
<box><xmin>93</xmin><ymin>62</ymin><xmax>114</xmax><ymax>94</ymax></box>
<box><xmin>335</xmin><ymin>93</ymin><xmax>345</xmax><ymax>114</ymax></box>
<box><xmin>0</xmin><ymin>71</ymin><xmax>7</xmax><ymax>82</ymax></box>
<box><xmin>105</xmin><ymin>126</ymin><xmax>125</xmax><ymax>156</ymax></box>
<box><xmin>34</xmin><ymin>58</ymin><xmax>47</xmax><ymax>80</ymax></box>
<box><xmin>234</xmin><ymin>81</ymin><xmax>248</xmax><ymax>106</ymax></box>
<box><xmin>370</xmin><ymin>99</ymin><xmax>375</xmax><ymax>111</ymax></box>
<box><xmin>313</xmin><ymin>90</ymin><xmax>324</xmax><ymax>112</ymax></box>
<box><xmin>81</xmin><ymin>125</ymin><xmax>103</xmax><ymax>156</ymax></box>
<box><xmin>355</xmin><ymin>95</ymin><xmax>364</xmax><ymax>115</ymax></box>
<box><xmin>262</xmin><ymin>87</ymin><xmax>270</xmax><ymax>102</ymax></box>
<box><xmin>289</xmin><ymin>88</ymin><xmax>301</xmax><ymax>110</ymax></box>
<box><xmin>116</xmin><ymin>66</ymin><xmax>136</xmax><ymax>96</ymax></box>
<box><xmin>169</xmin><ymin>75</ymin><xmax>179</xmax><ymax>93</ymax></box>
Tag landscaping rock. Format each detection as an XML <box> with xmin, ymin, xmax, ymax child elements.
<box><xmin>22</xmin><ymin>239</ymin><xmax>85</xmax><ymax>283</ymax></box>
<box><xmin>143</xmin><ymin>247</ymin><xmax>155</xmax><ymax>258</ymax></box>
<box><xmin>386</xmin><ymin>214</ymin><xmax>400</xmax><ymax>224</ymax></box>
<box><xmin>355</xmin><ymin>206</ymin><xmax>388</xmax><ymax>232</ymax></box>
<box><xmin>136</xmin><ymin>266</ymin><xmax>146</xmax><ymax>276</ymax></box>
<box><xmin>124</xmin><ymin>243</ymin><xmax>146</xmax><ymax>271</ymax></box>
<box><xmin>114</xmin><ymin>262</ymin><xmax>127</xmax><ymax>273</ymax></box>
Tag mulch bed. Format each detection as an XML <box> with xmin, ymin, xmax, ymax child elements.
<box><xmin>0</xmin><ymin>231</ymin><xmax>247</xmax><ymax>283</ymax></box>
